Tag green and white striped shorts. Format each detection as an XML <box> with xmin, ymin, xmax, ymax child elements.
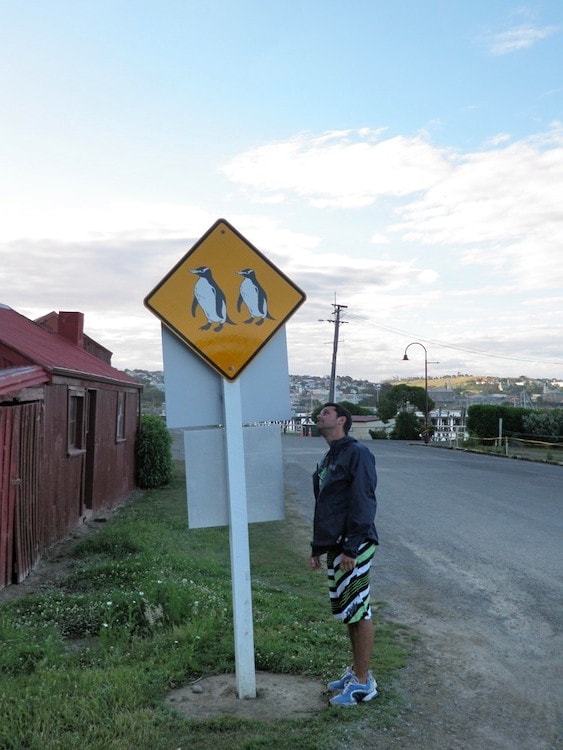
<box><xmin>326</xmin><ymin>542</ymin><xmax>376</xmax><ymax>623</ymax></box>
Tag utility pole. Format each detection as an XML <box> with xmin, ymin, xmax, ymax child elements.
<box><xmin>320</xmin><ymin>303</ymin><xmax>348</xmax><ymax>402</ymax></box>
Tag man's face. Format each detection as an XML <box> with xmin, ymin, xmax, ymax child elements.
<box><xmin>316</xmin><ymin>405</ymin><xmax>345</xmax><ymax>438</ymax></box>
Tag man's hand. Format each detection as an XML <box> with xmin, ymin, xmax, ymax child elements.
<box><xmin>339</xmin><ymin>553</ymin><xmax>356</xmax><ymax>572</ymax></box>
<box><xmin>309</xmin><ymin>555</ymin><xmax>322</xmax><ymax>570</ymax></box>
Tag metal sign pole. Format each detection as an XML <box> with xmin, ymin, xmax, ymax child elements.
<box><xmin>222</xmin><ymin>378</ymin><xmax>257</xmax><ymax>699</ymax></box>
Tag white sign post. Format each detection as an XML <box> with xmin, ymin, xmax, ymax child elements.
<box><xmin>144</xmin><ymin>219</ymin><xmax>306</xmax><ymax>700</ymax></box>
<box><xmin>222</xmin><ymin>378</ymin><xmax>256</xmax><ymax>699</ymax></box>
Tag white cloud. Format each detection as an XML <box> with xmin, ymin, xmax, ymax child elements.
<box><xmin>417</xmin><ymin>269</ymin><xmax>439</xmax><ymax>285</ymax></box>
<box><xmin>222</xmin><ymin>129</ymin><xmax>453</xmax><ymax>207</ymax></box>
<box><xmin>393</xmin><ymin>126</ymin><xmax>563</xmax><ymax>288</ymax></box>
<box><xmin>370</xmin><ymin>232</ymin><xmax>390</xmax><ymax>245</ymax></box>
<box><xmin>3</xmin><ymin>124</ymin><xmax>562</xmax><ymax>380</ymax></box>
<box><xmin>485</xmin><ymin>133</ymin><xmax>512</xmax><ymax>147</ymax></box>
<box><xmin>0</xmin><ymin>201</ymin><xmax>213</xmax><ymax>243</ymax></box>
<box><xmin>489</xmin><ymin>25</ymin><xmax>558</xmax><ymax>55</ymax></box>
<box><xmin>222</xmin><ymin>125</ymin><xmax>563</xmax><ymax>293</ymax></box>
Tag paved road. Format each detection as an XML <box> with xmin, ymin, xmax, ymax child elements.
<box><xmin>282</xmin><ymin>436</ymin><xmax>563</xmax><ymax>749</ymax></box>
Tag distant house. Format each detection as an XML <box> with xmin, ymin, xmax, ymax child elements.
<box><xmin>0</xmin><ymin>305</ymin><xmax>142</xmax><ymax>588</ymax></box>
<box><xmin>428</xmin><ymin>384</ymin><xmax>465</xmax><ymax>409</ymax></box>
<box><xmin>350</xmin><ymin>415</ymin><xmax>392</xmax><ymax>440</ymax></box>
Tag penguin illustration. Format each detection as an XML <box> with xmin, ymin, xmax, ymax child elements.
<box><xmin>236</xmin><ymin>269</ymin><xmax>275</xmax><ymax>326</ymax></box>
<box><xmin>190</xmin><ymin>266</ymin><xmax>234</xmax><ymax>332</ymax></box>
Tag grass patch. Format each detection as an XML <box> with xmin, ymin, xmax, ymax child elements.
<box><xmin>0</xmin><ymin>463</ymin><xmax>411</xmax><ymax>750</ymax></box>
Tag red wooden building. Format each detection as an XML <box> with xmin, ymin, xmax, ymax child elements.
<box><xmin>0</xmin><ymin>305</ymin><xmax>142</xmax><ymax>588</ymax></box>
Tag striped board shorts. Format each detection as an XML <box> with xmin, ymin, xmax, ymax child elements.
<box><xmin>326</xmin><ymin>542</ymin><xmax>377</xmax><ymax>624</ymax></box>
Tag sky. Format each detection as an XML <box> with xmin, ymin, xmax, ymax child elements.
<box><xmin>1</xmin><ymin>1</ymin><xmax>563</xmax><ymax>383</ymax></box>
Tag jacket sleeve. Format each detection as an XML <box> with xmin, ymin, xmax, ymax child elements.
<box><xmin>341</xmin><ymin>446</ymin><xmax>377</xmax><ymax>558</ymax></box>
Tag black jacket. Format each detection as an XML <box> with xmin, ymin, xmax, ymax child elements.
<box><xmin>312</xmin><ymin>435</ymin><xmax>378</xmax><ymax>558</ymax></box>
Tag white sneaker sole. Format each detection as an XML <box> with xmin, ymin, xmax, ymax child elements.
<box><xmin>329</xmin><ymin>687</ymin><xmax>379</xmax><ymax>706</ymax></box>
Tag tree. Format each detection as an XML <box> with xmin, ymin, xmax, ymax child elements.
<box><xmin>376</xmin><ymin>385</ymin><xmax>434</xmax><ymax>423</ymax></box>
<box><xmin>310</xmin><ymin>400</ymin><xmax>373</xmax><ymax>422</ymax></box>
<box><xmin>339</xmin><ymin>400</ymin><xmax>374</xmax><ymax>416</ymax></box>
<box><xmin>391</xmin><ymin>412</ymin><xmax>423</xmax><ymax>440</ymax></box>
<box><xmin>377</xmin><ymin>393</ymin><xmax>399</xmax><ymax>422</ymax></box>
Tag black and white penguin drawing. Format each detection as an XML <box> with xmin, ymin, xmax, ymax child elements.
<box><xmin>236</xmin><ymin>269</ymin><xmax>275</xmax><ymax>325</ymax></box>
<box><xmin>190</xmin><ymin>266</ymin><xmax>234</xmax><ymax>332</ymax></box>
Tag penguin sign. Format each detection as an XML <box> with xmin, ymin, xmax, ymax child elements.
<box><xmin>236</xmin><ymin>268</ymin><xmax>275</xmax><ymax>326</ymax></box>
<box><xmin>190</xmin><ymin>266</ymin><xmax>235</xmax><ymax>332</ymax></box>
<box><xmin>144</xmin><ymin>218</ymin><xmax>306</xmax><ymax>380</ymax></box>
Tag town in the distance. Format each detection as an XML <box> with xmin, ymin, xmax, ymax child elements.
<box><xmin>128</xmin><ymin>369</ymin><xmax>563</xmax><ymax>444</ymax></box>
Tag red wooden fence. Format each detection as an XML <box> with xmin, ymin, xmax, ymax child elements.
<box><xmin>0</xmin><ymin>402</ymin><xmax>42</xmax><ymax>588</ymax></box>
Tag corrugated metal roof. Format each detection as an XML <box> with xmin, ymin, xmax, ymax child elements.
<box><xmin>0</xmin><ymin>365</ymin><xmax>49</xmax><ymax>397</ymax></box>
<box><xmin>0</xmin><ymin>306</ymin><xmax>138</xmax><ymax>386</ymax></box>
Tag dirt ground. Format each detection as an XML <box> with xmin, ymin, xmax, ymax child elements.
<box><xmin>166</xmin><ymin>671</ymin><xmax>329</xmax><ymax>721</ymax></box>
<box><xmin>2</xmin><ymin>509</ymin><xmax>561</xmax><ymax>750</ymax></box>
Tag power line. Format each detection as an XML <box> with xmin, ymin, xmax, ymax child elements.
<box><xmin>344</xmin><ymin>313</ymin><xmax>563</xmax><ymax>367</ymax></box>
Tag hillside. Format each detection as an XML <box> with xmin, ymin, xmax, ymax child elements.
<box><xmin>126</xmin><ymin>369</ymin><xmax>562</xmax><ymax>415</ymax></box>
<box><xmin>395</xmin><ymin>375</ymin><xmax>493</xmax><ymax>391</ymax></box>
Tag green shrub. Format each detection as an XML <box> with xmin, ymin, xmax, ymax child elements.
<box><xmin>369</xmin><ymin>428</ymin><xmax>388</xmax><ymax>440</ymax></box>
<box><xmin>390</xmin><ymin>412</ymin><xmax>422</xmax><ymax>440</ymax></box>
<box><xmin>467</xmin><ymin>405</ymin><xmax>529</xmax><ymax>439</ymax></box>
<box><xmin>522</xmin><ymin>410</ymin><xmax>563</xmax><ymax>441</ymax></box>
<box><xmin>135</xmin><ymin>415</ymin><xmax>173</xmax><ymax>488</ymax></box>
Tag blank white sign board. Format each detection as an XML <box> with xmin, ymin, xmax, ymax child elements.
<box><xmin>183</xmin><ymin>424</ymin><xmax>285</xmax><ymax>528</ymax></box>
<box><xmin>162</xmin><ymin>324</ymin><xmax>291</xmax><ymax>428</ymax></box>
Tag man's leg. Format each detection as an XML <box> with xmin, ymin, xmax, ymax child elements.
<box><xmin>326</xmin><ymin>542</ymin><xmax>377</xmax><ymax>685</ymax></box>
<box><xmin>348</xmin><ymin>617</ymin><xmax>374</xmax><ymax>684</ymax></box>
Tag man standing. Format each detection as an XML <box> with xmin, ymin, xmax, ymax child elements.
<box><xmin>310</xmin><ymin>403</ymin><xmax>379</xmax><ymax>707</ymax></box>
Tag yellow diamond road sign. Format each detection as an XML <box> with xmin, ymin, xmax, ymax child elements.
<box><xmin>144</xmin><ymin>219</ymin><xmax>306</xmax><ymax>380</ymax></box>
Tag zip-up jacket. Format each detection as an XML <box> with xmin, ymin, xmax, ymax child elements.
<box><xmin>312</xmin><ymin>435</ymin><xmax>378</xmax><ymax>558</ymax></box>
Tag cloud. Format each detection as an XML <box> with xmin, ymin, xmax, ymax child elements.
<box><xmin>393</xmin><ymin>127</ymin><xmax>563</xmax><ymax>288</ymax></box>
<box><xmin>489</xmin><ymin>25</ymin><xmax>558</xmax><ymax>55</ymax></box>
<box><xmin>485</xmin><ymin>133</ymin><xmax>512</xmax><ymax>147</ymax></box>
<box><xmin>417</xmin><ymin>269</ymin><xmax>439</xmax><ymax>285</ymax></box>
<box><xmin>3</xmin><ymin>126</ymin><xmax>562</xmax><ymax>379</ymax></box>
<box><xmin>221</xmin><ymin>129</ymin><xmax>453</xmax><ymax>208</ymax></box>
<box><xmin>0</xmin><ymin>237</ymin><xmax>193</xmax><ymax>319</ymax></box>
<box><xmin>370</xmin><ymin>232</ymin><xmax>390</xmax><ymax>245</ymax></box>
<box><xmin>0</xmin><ymin>201</ymin><xmax>213</xmax><ymax>243</ymax></box>
<box><xmin>223</xmin><ymin>125</ymin><xmax>563</xmax><ymax>291</ymax></box>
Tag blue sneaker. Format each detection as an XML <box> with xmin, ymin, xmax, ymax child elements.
<box><xmin>327</xmin><ymin>666</ymin><xmax>354</xmax><ymax>692</ymax></box>
<box><xmin>329</xmin><ymin>672</ymin><xmax>378</xmax><ymax>707</ymax></box>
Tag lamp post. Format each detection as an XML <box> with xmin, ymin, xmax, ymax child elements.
<box><xmin>402</xmin><ymin>342</ymin><xmax>429</xmax><ymax>444</ymax></box>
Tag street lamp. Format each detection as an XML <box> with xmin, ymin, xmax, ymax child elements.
<box><xmin>402</xmin><ymin>342</ymin><xmax>430</xmax><ymax>444</ymax></box>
